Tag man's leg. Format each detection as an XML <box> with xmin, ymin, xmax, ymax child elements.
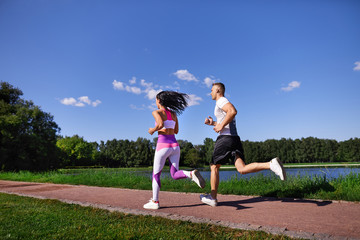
<box><xmin>235</xmin><ymin>154</ymin><xmax>270</xmax><ymax>174</ymax></box>
<box><xmin>235</xmin><ymin>154</ymin><xmax>286</xmax><ymax>180</ymax></box>
<box><xmin>200</xmin><ymin>163</ymin><xmax>220</xmax><ymax>207</ymax></box>
<box><xmin>210</xmin><ymin>164</ymin><xmax>221</xmax><ymax>199</ymax></box>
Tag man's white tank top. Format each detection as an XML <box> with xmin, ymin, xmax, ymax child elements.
<box><xmin>214</xmin><ymin>97</ymin><xmax>238</xmax><ymax>136</ymax></box>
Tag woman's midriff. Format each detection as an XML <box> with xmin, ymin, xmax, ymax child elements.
<box><xmin>157</xmin><ymin>129</ymin><xmax>175</xmax><ymax>135</ymax></box>
<box><xmin>156</xmin><ymin>134</ymin><xmax>179</xmax><ymax>151</ymax></box>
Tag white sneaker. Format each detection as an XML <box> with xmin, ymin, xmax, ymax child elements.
<box><xmin>191</xmin><ymin>170</ymin><xmax>206</xmax><ymax>188</ymax></box>
<box><xmin>270</xmin><ymin>157</ymin><xmax>286</xmax><ymax>181</ymax></box>
<box><xmin>143</xmin><ymin>199</ymin><xmax>160</xmax><ymax>209</ymax></box>
<box><xmin>200</xmin><ymin>194</ymin><xmax>217</xmax><ymax>207</ymax></box>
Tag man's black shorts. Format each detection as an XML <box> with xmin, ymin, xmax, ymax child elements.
<box><xmin>211</xmin><ymin>135</ymin><xmax>245</xmax><ymax>165</ymax></box>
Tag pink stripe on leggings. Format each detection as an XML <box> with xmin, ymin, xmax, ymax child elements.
<box><xmin>156</xmin><ymin>142</ymin><xmax>179</xmax><ymax>151</ymax></box>
<box><xmin>153</xmin><ymin>171</ymin><xmax>162</xmax><ymax>188</ymax></box>
<box><xmin>170</xmin><ymin>164</ymin><xmax>186</xmax><ymax>180</ymax></box>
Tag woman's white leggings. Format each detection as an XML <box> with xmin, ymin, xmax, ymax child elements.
<box><xmin>152</xmin><ymin>146</ymin><xmax>191</xmax><ymax>201</ymax></box>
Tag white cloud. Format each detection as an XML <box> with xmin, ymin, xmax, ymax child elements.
<box><xmin>60</xmin><ymin>96</ymin><xmax>101</xmax><ymax>107</ymax></box>
<box><xmin>164</xmin><ymin>82</ymin><xmax>180</xmax><ymax>90</ymax></box>
<box><xmin>148</xmin><ymin>103</ymin><xmax>158</xmax><ymax>111</ymax></box>
<box><xmin>173</xmin><ymin>69</ymin><xmax>198</xmax><ymax>82</ymax></box>
<box><xmin>114</xmin><ymin>79</ymin><xmax>141</xmax><ymax>94</ymax></box>
<box><xmin>187</xmin><ymin>94</ymin><xmax>203</xmax><ymax>106</ymax></box>
<box><xmin>92</xmin><ymin>100</ymin><xmax>102</xmax><ymax>107</ymax></box>
<box><xmin>75</xmin><ymin>102</ymin><xmax>85</xmax><ymax>107</ymax></box>
<box><xmin>129</xmin><ymin>77</ymin><xmax>136</xmax><ymax>84</ymax></box>
<box><xmin>113</xmin><ymin>78</ymin><xmax>162</xmax><ymax>101</ymax></box>
<box><xmin>60</xmin><ymin>97</ymin><xmax>77</xmax><ymax>106</ymax></box>
<box><xmin>113</xmin><ymin>75</ymin><xmax>205</xmax><ymax>110</ymax></box>
<box><xmin>204</xmin><ymin>77</ymin><xmax>215</xmax><ymax>88</ymax></box>
<box><xmin>281</xmin><ymin>81</ymin><xmax>301</xmax><ymax>92</ymax></box>
<box><xmin>131</xmin><ymin>86</ymin><xmax>142</xmax><ymax>94</ymax></box>
<box><xmin>354</xmin><ymin>61</ymin><xmax>360</xmax><ymax>71</ymax></box>
<box><xmin>130</xmin><ymin>104</ymin><xmax>145</xmax><ymax>110</ymax></box>
<box><xmin>78</xmin><ymin>96</ymin><xmax>91</xmax><ymax>105</ymax></box>
<box><xmin>125</xmin><ymin>86</ymin><xmax>142</xmax><ymax>94</ymax></box>
<box><xmin>147</xmin><ymin>88</ymin><xmax>162</xmax><ymax>100</ymax></box>
<box><xmin>140</xmin><ymin>79</ymin><xmax>153</xmax><ymax>88</ymax></box>
<box><xmin>113</xmin><ymin>80</ymin><xmax>125</xmax><ymax>90</ymax></box>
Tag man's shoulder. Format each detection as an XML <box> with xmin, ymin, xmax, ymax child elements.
<box><xmin>216</xmin><ymin>97</ymin><xmax>230</xmax><ymax>108</ymax></box>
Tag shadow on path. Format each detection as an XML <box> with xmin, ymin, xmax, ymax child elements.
<box><xmin>160</xmin><ymin>203</ymin><xmax>205</xmax><ymax>209</ymax></box>
<box><xmin>217</xmin><ymin>196</ymin><xmax>332</xmax><ymax>210</ymax></box>
<box><xmin>156</xmin><ymin>195</ymin><xmax>331</xmax><ymax>211</ymax></box>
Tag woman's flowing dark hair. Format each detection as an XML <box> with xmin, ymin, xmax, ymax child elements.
<box><xmin>156</xmin><ymin>91</ymin><xmax>189</xmax><ymax>115</ymax></box>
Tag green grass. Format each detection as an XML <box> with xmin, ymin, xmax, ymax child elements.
<box><xmin>218</xmin><ymin>162</ymin><xmax>360</xmax><ymax>169</ymax></box>
<box><xmin>0</xmin><ymin>193</ymin><xmax>293</xmax><ymax>240</ymax></box>
<box><xmin>1</xmin><ymin>168</ymin><xmax>360</xmax><ymax>201</ymax></box>
<box><xmin>284</xmin><ymin>162</ymin><xmax>360</xmax><ymax>167</ymax></box>
<box><xmin>219</xmin><ymin>173</ymin><xmax>360</xmax><ymax>201</ymax></box>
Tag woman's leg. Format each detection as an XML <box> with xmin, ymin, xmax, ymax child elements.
<box><xmin>152</xmin><ymin>148</ymin><xmax>171</xmax><ymax>201</ymax></box>
<box><xmin>168</xmin><ymin>146</ymin><xmax>191</xmax><ymax>179</ymax></box>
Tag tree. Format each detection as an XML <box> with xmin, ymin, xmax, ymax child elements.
<box><xmin>184</xmin><ymin>148</ymin><xmax>201</xmax><ymax>167</ymax></box>
<box><xmin>178</xmin><ymin>140</ymin><xmax>194</xmax><ymax>164</ymax></box>
<box><xmin>0</xmin><ymin>81</ymin><xmax>60</xmax><ymax>171</ymax></box>
<box><xmin>338</xmin><ymin>138</ymin><xmax>360</xmax><ymax>162</ymax></box>
<box><xmin>56</xmin><ymin>135</ymin><xmax>97</xmax><ymax>166</ymax></box>
<box><xmin>133</xmin><ymin>137</ymin><xmax>154</xmax><ymax>167</ymax></box>
<box><xmin>203</xmin><ymin>138</ymin><xmax>214</xmax><ymax>164</ymax></box>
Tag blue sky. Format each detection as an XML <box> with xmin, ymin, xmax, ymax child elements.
<box><xmin>1</xmin><ymin>0</ymin><xmax>359</xmax><ymax>145</ymax></box>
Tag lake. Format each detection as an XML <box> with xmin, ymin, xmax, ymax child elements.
<box><xmin>139</xmin><ymin>166</ymin><xmax>360</xmax><ymax>181</ymax></box>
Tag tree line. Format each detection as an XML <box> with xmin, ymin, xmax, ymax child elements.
<box><xmin>54</xmin><ymin>135</ymin><xmax>360</xmax><ymax>169</ymax></box>
<box><xmin>1</xmin><ymin>81</ymin><xmax>360</xmax><ymax>171</ymax></box>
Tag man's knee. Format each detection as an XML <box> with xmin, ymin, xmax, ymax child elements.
<box><xmin>237</xmin><ymin>167</ymin><xmax>246</xmax><ymax>175</ymax></box>
<box><xmin>235</xmin><ymin>158</ymin><xmax>246</xmax><ymax>174</ymax></box>
<box><xmin>210</xmin><ymin>164</ymin><xmax>221</xmax><ymax>172</ymax></box>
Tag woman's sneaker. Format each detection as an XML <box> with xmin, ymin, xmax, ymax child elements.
<box><xmin>270</xmin><ymin>157</ymin><xmax>286</xmax><ymax>181</ymax></box>
<box><xmin>191</xmin><ymin>170</ymin><xmax>206</xmax><ymax>188</ymax></box>
<box><xmin>143</xmin><ymin>199</ymin><xmax>160</xmax><ymax>209</ymax></box>
<box><xmin>200</xmin><ymin>194</ymin><xmax>217</xmax><ymax>207</ymax></box>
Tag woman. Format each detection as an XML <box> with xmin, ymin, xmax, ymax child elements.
<box><xmin>144</xmin><ymin>91</ymin><xmax>205</xmax><ymax>210</ymax></box>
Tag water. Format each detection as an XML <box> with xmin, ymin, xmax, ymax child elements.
<box><xmin>138</xmin><ymin>167</ymin><xmax>360</xmax><ymax>181</ymax></box>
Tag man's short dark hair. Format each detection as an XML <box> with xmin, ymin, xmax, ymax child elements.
<box><xmin>212</xmin><ymin>82</ymin><xmax>225</xmax><ymax>95</ymax></box>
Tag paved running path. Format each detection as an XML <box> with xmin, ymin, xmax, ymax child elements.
<box><xmin>1</xmin><ymin>180</ymin><xmax>359</xmax><ymax>240</ymax></box>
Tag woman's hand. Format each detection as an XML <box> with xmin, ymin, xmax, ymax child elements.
<box><xmin>148</xmin><ymin>128</ymin><xmax>155</xmax><ymax>135</ymax></box>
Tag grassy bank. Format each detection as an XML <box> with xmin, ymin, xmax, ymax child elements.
<box><xmin>284</xmin><ymin>162</ymin><xmax>360</xmax><ymax>168</ymax></box>
<box><xmin>1</xmin><ymin>168</ymin><xmax>359</xmax><ymax>201</ymax></box>
<box><xmin>0</xmin><ymin>193</ymin><xmax>291</xmax><ymax>240</ymax></box>
<box><xmin>218</xmin><ymin>162</ymin><xmax>360</xmax><ymax>169</ymax></box>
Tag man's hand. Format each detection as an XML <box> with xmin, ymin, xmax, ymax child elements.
<box><xmin>204</xmin><ymin>116</ymin><xmax>214</xmax><ymax>126</ymax></box>
<box><xmin>213</xmin><ymin>123</ymin><xmax>223</xmax><ymax>133</ymax></box>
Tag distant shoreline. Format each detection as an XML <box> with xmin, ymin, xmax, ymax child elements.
<box><xmin>284</xmin><ymin>163</ymin><xmax>360</xmax><ymax>168</ymax></box>
<box><xmin>220</xmin><ymin>163</ymin><xmax>360</xmax><ymax>169</ymax></box>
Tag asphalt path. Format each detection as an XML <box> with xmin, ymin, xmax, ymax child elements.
<box><xmin>1</xmin><ymin>180</ymin><xmax>359</xmax><ymax>240</ymax></box>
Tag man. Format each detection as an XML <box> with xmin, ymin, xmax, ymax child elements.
<box><xmin>200</xmin><ymin>82</ymin><xmax>286</xmax><ymax>207</ymax></box>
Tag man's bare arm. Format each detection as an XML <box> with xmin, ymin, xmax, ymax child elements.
<box><xmin>213</xmin><ymin>102</ymin><xmax>237</xmax><ymax>133</ymax></box>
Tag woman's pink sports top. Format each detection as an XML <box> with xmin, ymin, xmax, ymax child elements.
<box><xmin>162</xmin><ymin>109</ymin><xmax>176</xmax><ymax>129</ymax></box>
<box><xmin>155</xmin><ymin>109</ymin><xmax>176</xmax><ymax>129</ymax></box>
<box><xmin>156</xmin><ymin>109</ymin><xmax>178</xmax><ymax>151</ymax></box>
